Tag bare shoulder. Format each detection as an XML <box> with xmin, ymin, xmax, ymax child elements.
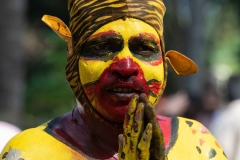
<box><xmin>167</xmin><ymin>116</ymin><xmax>228</xmax><ymax>160</ymax></box>
<box><xmin>0</xmin><ymin>123</ymin><xmax>86</xmax><ymax>160</ymax></box>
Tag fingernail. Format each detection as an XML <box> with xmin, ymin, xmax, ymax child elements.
<box><xmin>133</xmin><ymin>121</ymin><xmax>138</xmax><ymax>133</ymax></box>
<box><xmin>146</xmin><ymin>123</ymin><xmax>152</xmax><ymax>132</ymax></box>
<box><xmin>128</xmin><ymin>95</ymin><xmax>138</xmax><ymax>114</ymax></box>
<box><xmin>135</xmin><ymin>103</ymin><xmax>144</xmax><ymax>121</ymax></box>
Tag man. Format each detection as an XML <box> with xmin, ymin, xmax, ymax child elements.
<box><xmin>1</xmin><ymin>0</ymin><xmax>227</xmax><ymax>159</ymax></box>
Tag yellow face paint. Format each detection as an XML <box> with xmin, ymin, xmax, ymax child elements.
<box><xmin>79</xmin><ymin>18</ymin><xmax>164</xmax><ymax>122</ymax></box>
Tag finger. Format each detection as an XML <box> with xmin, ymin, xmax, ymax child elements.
<box><xmin>138</xmin><ymin>123</ymin><xmax>152</xmax><ymax>159</ymax></box>
<box><xmin>124</xmin><ymin>94</ymin><xmax>138</xmax><ymax>130</ymax></box>
<box><xmin>133</xmin><ymin>102</ymin><xmax>144</xmax><ymax>134</ymax></box>
<box><xmin>118</xmin><ymin>134</ymin><xmax>123</xmax><ymax>153</ymax></box>
<box><xmin>139</xmin><ymin>93</ymin><xmax>148</xmax><ymax>104</ymax></box>
<box><xmin>140</xmin><ymin>93</ymin><xmax>165</xmax><ymax>160</ymax></box>
<box><xmin>139</xmin><ymin>123</ymin><xmax>152</xmax><ymax>149</ymax></box>
<box><xmin>139</xmin><ymin>93</ymin><xmax>157</xmax><ymax>124</ymax></box>
<box><xmin>140</xmin><ymin>94</ymin><xmax>155</xmax><ymax>121</ymax></box>
<box><xmin>123</xmin><ymin>94</ymin><xmax>138</xmax><ymax>150</ymax></box>
<box><xmin>129</xmin><ymin>102</ymin><xmax>144</xmax><ymax>154</ymax></box>
<box><xmin>118</xmin><ymin>134</ymin><xmax>125</xmax><ymax>160</ymax></box>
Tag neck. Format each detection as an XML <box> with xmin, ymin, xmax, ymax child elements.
<box><xmin>76</xmin><ymin>102</ymin><xmax>123</xmax><ymax>151</ymax></box>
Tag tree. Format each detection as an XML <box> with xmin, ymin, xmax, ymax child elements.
<box><xmin>164</xmin><ymin>0</ymin><xmax>207</xmax><ymax>98</ymax></box>
<box><xmin>0</xmin><ymin>0</ymin><xmax>27</xmax><ymax>127</ymax></box>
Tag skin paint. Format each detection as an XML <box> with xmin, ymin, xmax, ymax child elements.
<box><xmin>79</xmin><ymin>18</ymin><xmax>164</xmax><ymax>123</ymax></box>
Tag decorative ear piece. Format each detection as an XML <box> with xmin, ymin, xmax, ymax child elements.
<box><xmin>41</xmin><ymin>15</ymin><xmax>73</xmax><ymax>56</ymax></box>
<box><xmin>165</xmin><ymin>50</ymin><xmax>198</xmax><ymax>76</ymax></box>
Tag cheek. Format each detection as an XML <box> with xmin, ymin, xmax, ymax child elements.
<box><xmin>144</xmin><ymin>64</ymin><xmax>164</xmax><ymax>81</ymax></box>
<box><xmin>134</xmin><ymin>57</ymin><xmax>165</xmax><ymax>104</ymax></box>
<box><xmin>79</xmin><ymin>59</ymin><xmax>113</xmax><ymax>108</ymax></box>
<box><xmin>79</xmin><ymin>59</ymin><xmax>113</xmax><ymax>85</ymax></box>
<box><xmin>141</xmin><ymin>58</ymin><xmax>164</xmax><ymax>82</ymax></box>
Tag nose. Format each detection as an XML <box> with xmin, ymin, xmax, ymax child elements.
<box><xmin>110</xmin><ymin>58</ymin><xmax>139</xmax><ymax>77</ymax></box>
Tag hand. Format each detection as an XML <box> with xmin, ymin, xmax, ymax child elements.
<box><xmin>118</xmin><ymin>93</ymin><xmax>165</xmax><ymax>160</ymax></box>
<box><xmin>139</xmin><ymin>93</ymin><xmax>165</xmax><ymax>160</ymax></box>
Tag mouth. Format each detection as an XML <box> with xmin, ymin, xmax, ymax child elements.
<box><xmin>107</xmin><ymin>85</ymin><xmax>143</xmax><ymax>102</ymax></box>
<box><xmin>111</xmin><ymin>87</ymin><xmax>140</xmax><ymax>93</ymax></box>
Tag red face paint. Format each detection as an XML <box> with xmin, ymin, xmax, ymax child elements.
<box><xmin>93</xmin><ymin>57</ymin><xmax>149</xmax><ymax>122</ymax></box>
<box><xmin>148</xmin><ymin>80</ymin><xmax>162</xmax><ymax>96</ymax></box>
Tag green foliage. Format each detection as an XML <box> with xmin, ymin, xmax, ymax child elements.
<box><xmin>206</xmin><ymin>3</ymin><xmax>240</xmax><ymax>84</ymax></box>
<box><xmin>24</xmin><ymin>31</ymin><xmax>75</xmax><ymax>128</ymax></box>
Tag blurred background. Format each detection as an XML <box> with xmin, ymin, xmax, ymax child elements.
<box><xmin>0</xmin><ymin>0</ymin><xmax>240</xmax><ymax>153</ymax></box>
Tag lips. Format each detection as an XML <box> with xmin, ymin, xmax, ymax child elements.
<box><xmin>106</xmin><ymin>83</ymin><xmax>144</xmax><ymax>103</ymax></box>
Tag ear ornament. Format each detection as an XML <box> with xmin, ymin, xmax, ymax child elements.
<box><xmin>41</xmin><ymin>15</ymin><xmax>73</xmax><ymax>56</ymax></box>
<box><xmin>165</xmin><ymin>50</ymin><xmax>198</xmax><ymax>76</ymax></box>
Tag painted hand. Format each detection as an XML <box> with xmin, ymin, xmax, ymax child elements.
<box><xmin>118</xmin><ymin>93</ymin><xmax>166</xmax><ymax>160</ymax></box>
<box><xmin>139</xmin><ymin>93</ymin><xmax>165</xmax><ymax>160</ymax></box>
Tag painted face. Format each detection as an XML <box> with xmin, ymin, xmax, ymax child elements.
<box><xmin>79</xmin><ymin>18</ymin><xmax>165</xmax><ymax>123</ymax></box>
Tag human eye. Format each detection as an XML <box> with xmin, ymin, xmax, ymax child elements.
<box><xmin>89</xmin><ymin>42</ymin><xmax>113</xmax><ymax>57</ymax></box>
<box><xmin>136</xmin><ymin>43</ymin><xmax>158</xmax><ymax>57</ymax></box>
<box><xmin>81</xmin><ymin>36</ymin><xmax>123</xmax><ymax>59</ymax></box>
<box><xmin>129</xmin><ymin>38</ymin><xmax>161</xmax><ymax>61</ymax></box>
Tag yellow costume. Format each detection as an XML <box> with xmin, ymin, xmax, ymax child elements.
<box><xmin>1</xmin><ymin>0</ymin><xmax>227</xmax><ymax>159</ymax></box>
<box><xmin>1</xmin><ymin>115</ymin><xmax>226</xmax><ymax>159</ymax></box>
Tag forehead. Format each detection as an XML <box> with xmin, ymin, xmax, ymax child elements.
<box><xmin>90</xmin><ymin>18</ymin><xmax>160</xmax><ymax>41</ymax></box>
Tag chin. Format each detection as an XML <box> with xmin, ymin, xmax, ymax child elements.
<box><xmin>107</xmin><ymin>116</ymin><xmax>125</xmax><ymax>124</ymax></box>
<box><xmin>101</xmin><ymin>105</ymin><xmax>128</xmax><ymax>123</ymax></box>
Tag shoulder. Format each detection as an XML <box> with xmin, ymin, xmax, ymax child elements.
<box><xmin>156</xmin><ymin>115</ymin><xmax>228</xmax><ymax>159</ymax></box>
<box><xmin>0</xmin><ymin>123</ymin><xmax>86</xmax><ymax>160</ymax></box>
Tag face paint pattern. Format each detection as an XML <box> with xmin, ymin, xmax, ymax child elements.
<box><xmin>79</xmin><ymin>18</ymin><xmax>164</xmax><ymax>122</ymax></box>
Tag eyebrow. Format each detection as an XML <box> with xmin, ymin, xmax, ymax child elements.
<box><xmin>88</xmin><ymin>30</ymin><xmax>123</xmax><ymax>42</ymax></box>
<box><xmin>85</xmin><ymin>32</ymin><xmax>123</xmax><ymax>53</ymax></box>
<box><xmin>135</xmin><ymin>33</ymin><xmax>160</xmax><ymax>44</ymax></box>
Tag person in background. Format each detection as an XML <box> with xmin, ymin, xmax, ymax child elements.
<box><xmin>0</xmin><ymin>121</ymin><xmax>21</xmax><ymax>152</ymax></box>
<box><xmin>181</xmin><ymin>73</ymin><xmax>225</xmax><ymax>129</ymax></box>
<box><xmin>1</xmin><ymin>0</ymin><xmax>227</xmax><ymax>159</ymax></box>
<box><xmin>155</xmin><ymin>90</ymin><xmax>190</xmax><ymax>117</ymax></box>
<box><xmin>209</xmin><ymin>75</ymin><xmax>240</xmax><ymax>160</ymax></box>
